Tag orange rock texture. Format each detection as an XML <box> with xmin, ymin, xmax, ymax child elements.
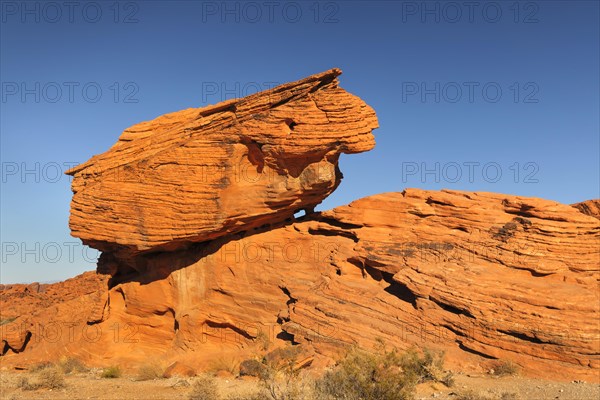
<box><xmin>573</xmin><ymin>199</ymin><xmax>600</xmax><ymax>219</ymax></box>
<box><xmin>1</xmin><ymin>70</ymin><xmax>598</xmax><ymax>383</ymax></box>
<box><xmin>2</xmin><ymin>190</ymin><xmax>598</xmax><ymax>381</ymax></box>
<box><xmin>65</xmin><ymin>68</ymin><xmax>377</xmax><ymax>262</ymax></box>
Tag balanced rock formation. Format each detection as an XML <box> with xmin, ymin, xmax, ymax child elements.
<box><xmin>2</xmin><ymin>70</ymin><xmax>599</xmax><ymax>383</ymax></box>
<box><xmin>65</xmin><ymin>68</ymin><xmax>377</xmax><ymax>272</ymax></box>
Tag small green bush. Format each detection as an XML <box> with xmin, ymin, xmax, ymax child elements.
<box><xmin>315</xmin><ymin>345</ymin><xmax>453</xmax><ymax>400</ymax></box>
<box><xmin>101</xmin><ymin>366</ymin><xmax>122</xmax><ymax>379</ymax></box>
<box><xmin>315</xmin><ymin>346</ymin><xmax>417</xmax><ymax>400</ymax></box>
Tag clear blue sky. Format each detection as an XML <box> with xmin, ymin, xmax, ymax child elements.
<box><xmin>1</xmin><ymin>0</ymin><xmax>599</xmax><ymax>283</ymax></box>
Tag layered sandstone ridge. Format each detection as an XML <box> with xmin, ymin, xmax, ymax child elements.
<box><xmin>573</xmin><ymin>199</ymin><xmax>600</xmax><ymax>219</ymax></box>
<box><xmin>66</xmin><ymin>68</ymin><xmax>378</xmax><ymax>265</ymax></box>
<box><xmin>2</xmin><ymin>190</ymin><xmax>599</xmax><ymax>381</ymax></box>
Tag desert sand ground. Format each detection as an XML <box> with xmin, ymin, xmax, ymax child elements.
<box><xmin>0</xmin><ymin>368</ymin><xmax>598</xmax><ymax>400</ymax></box>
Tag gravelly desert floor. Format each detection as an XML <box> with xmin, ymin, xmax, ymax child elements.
<box><xmin>0</xmin><ymin>369</ymin><xmax>599</xmax><ymax>400</ymax></box>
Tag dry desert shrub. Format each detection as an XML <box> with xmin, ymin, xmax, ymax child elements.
<box><xmin>490</xmin><ymin>360</ymin><xmax>520</xmax><ymax>377</ymax></box>
<box><xmin>17</xmin><ymin>366</ymin><xmax>66</xmax><ymax>390</ymax></box>
<box><xmin>233</xmin><ymin>345</ymin><xmax>315</xmax><ymax>400</ymax></box>
<box><xmin>227</xmin><ymin>394</ymin><xmax>264</xmax><ymax>400</ymax></box>
<box><xmin>315</xmin><ymin>346</ymin><xmax>416</xmax><ymax>400</ymax></box>
<box><xmin>315</xmin><ymin>345</ymin><xmax>453</xmax><ymax>400</ymax></box>
<box><xmin>239</xmin><ymin>359</ymin><xmax>266</xmax><ymax>378</ymax></box>
<box><xmin>136</xmin><ymin>363</ymin><xmax>163</xmax><ymax>381</ymax></box>
<box><xmin>255</xmin><ymin>329</ymin><xmax>271</xmax><ymax>351</ymax></box>
<box><xmin>402</xmin><ymin>347</ymin><xmax>453</xmax><ymax>384</ymax></box>
<box><xmin>210</xmin><ymin>356</ymin><xmax>241</xmax><ymax>375</ymax></box>
<box><xmin>28</xmin><ymin>361</ymin><xmax>53</xmax><ymax>373</ymax></box>
<box><xmin>58</xmin><ymin>356</ymin><xmax>87</xmax><ymax>374</ymax></box>
<box><xmin>455</xmin><ymin>391</ymin><xmax>488</xmax><ymax>400</ymax></box>
<box><xmin>233</xmin><ymin>344</ymin><xmax>454</xmax><ymax>400</ymax></box>
<box><xmin>100</xmin><ymin>365</ymin><xmax>122</xmax><ymax>378</ymax></box>
<box><xmin>188</xmin><ymin>375</ymin><xmax>221</xmax><ymax>400</ymax></box>
<box><xmin>37</xmin><ymin>367</ymin><xmax>66</xmax><ymax>389</ymax></box>
<box><xmin>16</xmin><ymin>375</ymin><xmax>36</xmax><ymax>391</ymax></box>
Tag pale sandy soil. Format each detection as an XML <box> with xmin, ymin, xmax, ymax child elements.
<box><xmin>0</xmin><ymin>370</ymin><xmax>598</xmax><ymax>400</ymax></box>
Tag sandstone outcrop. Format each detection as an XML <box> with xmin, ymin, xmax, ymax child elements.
<box><xmin>0</xmin><ymin>272</ymin><xmax>107</xmax><ymax>356</ymax></box>
<box><xmin>573</xmin><ymin>199</ymin><xmax>600</xmax><ymax>219</ymax></box>
<box><xmin>65</xmin><ymin>68</ymin><xmax>378</xmax><ymax>269</ymax></box>
<box><xmin>2</xmin><ymin>70</ymin><xmax>599</xmax><ymax>383</ymax></box>
<box><xmin>2</xmin><ymin>190</ymin><xmax>598</xmax><ymax>381</ymax></box>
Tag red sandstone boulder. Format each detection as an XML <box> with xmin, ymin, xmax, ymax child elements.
<box><xmin>66</xmin><ymin>68</ymin><xmax>378</xmax><ymax>266</ymax></box>
<box><xmin>162</xmin><ymin>361</ymin><xmax>195</xmax><ymax>378</ymax></box>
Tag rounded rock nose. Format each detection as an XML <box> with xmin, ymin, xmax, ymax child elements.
<box><xmin>300</xmin><ymin>161</ymin><xmax>336</xmax><ymax>188</ymax></box>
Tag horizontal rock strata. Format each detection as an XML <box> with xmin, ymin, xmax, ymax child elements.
<box><xmin>2</xmin><ymin>190</ymin><xmax>598</xmax><ymax>381</ymax></box>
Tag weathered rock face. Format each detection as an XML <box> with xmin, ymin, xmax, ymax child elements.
<box><xmin>66</xmin><ymin>68</ymin><xmax>378</xmax><ymax>267</ymax></box>
<box><xmin>2</xmin><ymin>70</ymin><xmax>599</xmax><ymax>382</ymax></box>
<box><xmin>0</xmin><ymin>272</ymin><xmax>107</xmax><ymax>356</ymax></box>
<box><xmin>2</xmin><ymin>190</ymin><xmax>598</xmax><ymax>382</ymax></box>
<box><xmin>573</xmin><ymin>199</ymin><xmax>600</xmax><ymax>219</ymax></box>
